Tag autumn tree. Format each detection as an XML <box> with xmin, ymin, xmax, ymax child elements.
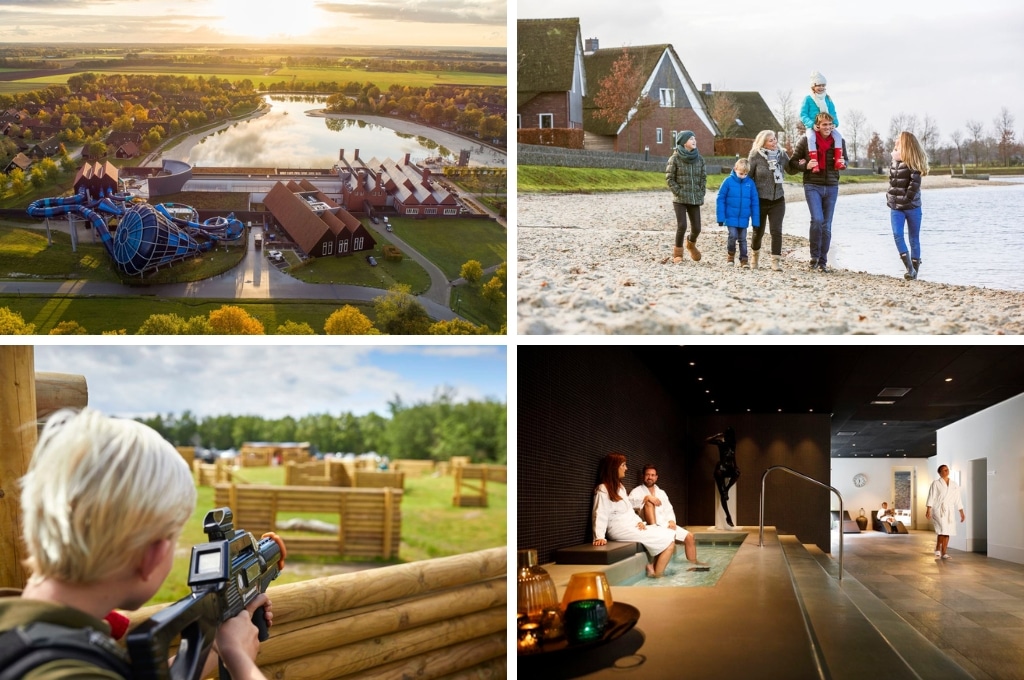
<box><xmin>137</xmin><ymin>313</ymin><xmax>186</xmax><ymax>334</ymax></box>
<box><xmin>48</xmin><ymin>320</ymin><xmax>87</xmax><ymax>335</ymax></box>
<box><xmin>324</xmin><ymin>306</ymin><xmax>376</xmax><ymax>335</ymax></box>
<box><xmin>707</xmin><ymin>92</ymin><xmax>740</xmax><ymax>139</ymax></box>
<box><xmin>481</xmin><ymin>276</ymin><xmax>505</xmax><ymax>307</ymax></box>
<box><xmin>208</xmin><ymin>305</ymin><xmax>265</xmax><ymax>335</ymax></box>
<box><xmin>0</xmin><ymin>307</ymin><xmax>35</xmax><ymax>334</ymax></box>
<box><xmin>428</xmin><ymin>319</ymin><xmax>488</xmax><ymax>335</ymax></box>
<box><xmin>460</xmin><ymin>259</ymin><xmax>483</xmax><ymax>284</ymax></box>
<box><xmin>993</xmin><ymin>107</ymin><xmax>1017</xmax><ymax>167</ymax></box>
<box><xmin>866</xmin><ymin>132</ymin><xmax>886</xmax><ymax>169</ymax></box>
<box><xmin>494</xmin><ymin>261</ymin><xmax>507</xmax><ymax>285</ymax></box>
<box><xmin>276</xmin><ymin>320</ymin><xmax>316</xmax><ymax>335</ymax></box>
<box><xmin>593</xmin><ymin>48</ymin><xmax>657</xmax><ymax>153</ymax></box>
<box><xmin>373</xmin><ymin>284</ymin><xmax>431</xmax><ymax>335</ymax></box>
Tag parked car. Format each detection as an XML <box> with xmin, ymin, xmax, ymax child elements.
<box><xmin>382</xmin><ymin>216</ymin><xmax>389</xmax><ymax>224</ymax></box>
<box><xmin>268</xmin><ymin>249</ymin><xmax>284</xmax><ymax>262</ymax></box>
<box><xmin>385</xmin><ymin>224</ymin><xmax>393</xmax><ymax>232</ymax></box>
<box><xmin>366</xmin><ymin>255</ymin><xmax>378</xmax><ymax>266</ymax></box>
<box><xmin>371</xmin><ymin>215</ymin><xmax>379</xmax><ymax>224</ymax></box>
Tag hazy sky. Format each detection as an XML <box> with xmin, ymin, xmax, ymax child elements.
<box><xmin>32</xmin><ymin>344</ymin><xmax>507</xmax><ymax>420</ymax></box>
<box><xmin>518</xmin><ymin>0</ymin><xmax>1024</xmax><ymax>146</ymax></box>
<box><xmin>0</xmin><ymin>0</ymin><xmax>506</xmax><ymax>47</ymax></box>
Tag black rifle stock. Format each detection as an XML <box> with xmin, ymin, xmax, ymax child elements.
<box><xmin>126</xmin><ymin>508</ymin><xmax>286</xmax><ymax>680</ymax></box>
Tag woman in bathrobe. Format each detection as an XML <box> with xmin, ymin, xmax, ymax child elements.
<box><xmin>592</xmin><ymin>453</ymin><xmax>676</xmax><ymax>577</ymax></box>
<box><xmin>925</xmin><ymin>464</ymin><xmax>965</xmax><ymax>560</ymax></box>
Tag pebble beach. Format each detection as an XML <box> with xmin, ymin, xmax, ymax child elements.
<box><xmin>517</xmin><ymin>176</ymin><xmax>1024</xmax><ymax>335</ymax></box>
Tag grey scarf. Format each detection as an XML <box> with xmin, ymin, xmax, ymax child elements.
<box><xmin>758</xmin><ymin>148</ymin><xmax>784</xmax><ymax>184</ymax></box>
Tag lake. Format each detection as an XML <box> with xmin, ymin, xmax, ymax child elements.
<box><xmin>783</xmin><ymin>179</ymin><xmax>1024</xmax><ymax>291</ymax></box>
<box><xmin>164</xmin><ymin>96</ymin><xmax>506</xmax><ymax>168</ymax></box>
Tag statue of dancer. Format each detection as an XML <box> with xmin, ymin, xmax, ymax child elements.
<box><xmin>707</xmin><ymin>428</ymin><xmax>740</xmax><ymax>527</ymax></box>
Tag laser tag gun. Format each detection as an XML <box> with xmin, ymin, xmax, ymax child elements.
<box><xmin>126</xmin><ymin>508</ymin><xmax>286</xmax><ymax>680</ymax></box>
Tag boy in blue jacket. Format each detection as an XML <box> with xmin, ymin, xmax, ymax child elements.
<box><xmin>717</xmin><ymin>158</ymin><xmax>760</xmax><ymax>268</ymax></box>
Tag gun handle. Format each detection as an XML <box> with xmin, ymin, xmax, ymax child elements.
<box><xmin>252</xmin><ymin>605</ymin><xmax>270</xmax><ymax>642</ymax></box>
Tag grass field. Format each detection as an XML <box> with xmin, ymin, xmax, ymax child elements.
<box><xmin>0</xmin><ymin>294</ymin><xmax>378</xmax><ymax>334</ymax></box>
<box><xmin>1</xmin><ymin>66</ymin><xmax>505</xmax><ymax>94</ymax></box>
<box><xmin>286</xmin><ymin>228</ymin><xmax>432</xmax><ymax>294</ymax></box>
<box><xmin>450</xmin><ymin>279</ymin><xmax>506</xmax><ymax>332</ymax></box>
<box><xmin>518</xmin><ymin>164</ymin><xmax>888</xmax><ymax>193</ymax></box>
<box><xmin>391</xmin><ymin>217</ymin><xmax>506</xmax><ymax>280</ymax></box>
<box><xmin>150</xmin><ymin>467</ymin><xmax>506</xmax><ymax>604</ymax></box>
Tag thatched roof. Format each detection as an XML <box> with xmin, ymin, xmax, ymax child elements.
<box><xmin>701</xmin><ymin>90</ymin><xmax>782</xmax><ymax>137</ymax></box>
<box><xmin>517</xmin><ymin>17</ymin><xmax>582</xmax><ymax>108</ymax></box>
<box><xmin>582</xmin><ymin>44</ymin><xmax>670</xmax><ymax>136</ymax></box>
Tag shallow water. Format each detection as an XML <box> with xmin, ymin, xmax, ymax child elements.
<box><xmin>615</xmin><ymin>544</ymin><xmax>741</xmax><ymax>587</ymax></box>
<box><xmin>182</xmin><ymin>96</ymin><xmax>506</xmax><ymax>168</ymax></box>
<box><xmin>782</xmin><ymin>179</ymin><xmax>1024</xmax><ymax>291</ymax></box>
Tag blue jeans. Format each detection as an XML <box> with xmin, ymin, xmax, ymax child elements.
<box><xmin>890</xmin><ymin>207</ymin><xmax>922</xmax><ymax>260</ymax></box>
<box><xmin>804</xmin><ymin>184</ymin><xmax>839</xmax><ymax>265</ymax></box>
<box><xmin>727</xmin><ymin>227</ymin><xmax>748</xmax><ymax>260</ymax></box>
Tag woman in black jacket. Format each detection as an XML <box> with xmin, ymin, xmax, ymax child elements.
<box><xmin>887</xmin><ymin>131</ymin><xmax>929</xmax><ymax>279</ymax></box>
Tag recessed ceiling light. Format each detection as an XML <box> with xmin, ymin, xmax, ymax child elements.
<box><xmin>871</xmin><ymin>400</ymin><xmax>896</xmax><ymax>405</ymax></box>
<box><xmin>705</xmin><ymin>390</ymin><xmax>710</xmax><ymax>394</ymax></box>
<box><xmin>945</xmin><ymin>377</ymin><xmax>953</xmax><ymax>382</ymax></box>
<box><xmin>698</xmin><ymin>377</ymin><xmax>703</xmax><ymax>381</ymax></box>
<box><xmin>689</xmin><ymin>362</ymin><xmax>695</xmax><ymax>366</ymax></box>
<box><xmin>777</xmin><ymin>408</ymin><xmax>782</xmax><ymax>412</ymax></box>
<box><xmin>882</xmin><ymin>422</ymin><xmax>887</xmax><ymax>425</ymax></box>
<box><xmin>747</xmin><ymin>408</ymin><xmax>751</xmax><ymax>412</ymax></box>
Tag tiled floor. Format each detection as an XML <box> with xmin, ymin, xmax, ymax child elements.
<box><xmin>834</xmin><ymin>529</ymin><xmax>1024</xmax><ymax>680</ymax></box>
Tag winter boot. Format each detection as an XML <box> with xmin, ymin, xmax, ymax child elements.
<box><xmin>834</xmin><ymin>148</ymin><xmax>847</xmax><ymax>171</ymax></box>
<box><xmin>751</xmin><ymin>249</ymin><xmax>760</xmax><ymax>269</ymax></box>
<box><xmin>912</xmin><ymin>259</ymin><xmax>921</xmax><ymax>277</ymax></box>
<box><xmin>685</xmin><ymin>238</ymin><xmax>702</xmax><ymax>261</ymax></box>
<box><xmin>672</xmin><ymin>246</ymin><xmax>683</xmax><ymax>263</ymax></box>
<box><xmin>771</xmin><ymin>255</ymin><xmax>781</xmax><ymax>271</ymax></box>
<box><xmin>727</xmin><ymin>252</ymin><xmax>735</xmax><ymax>266</ymax></box>
<box><xmin>899</xmin><ymin>252</ymin><xmax>917</xmax><ymax>280</ymax></box>
<box><xmin>809</xmin><ymin>149</ymin><xmax>821</xmax><ymax>173</ymax></box>
<box><xmin>740</xmin><ymin>257</ymin><xmax>750</xmax><ymax>269</ymax></box>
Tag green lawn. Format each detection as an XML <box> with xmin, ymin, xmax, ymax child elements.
<box><xmin>150</xmin><ymin>467</ymin><xmax>506</xmax><ymax>604</ymax></box>
<box><xmin>451</xmin><ymin>279</ymin><xmax>506</xmax><ymax>333</ymax></box>
<box><xmin>0</xmin><ymin>225</ymin><xmax>123</xmax><ymax>283</ymax></box>
<box><xmin>391</xmin><ymin>217</ymin><xmax>505</xmax><ymax>280</ymax></box>
<box><xmin>0</xmin><ymin>295</ymin><xmax>377</xmax><ymax>334</ymax></box>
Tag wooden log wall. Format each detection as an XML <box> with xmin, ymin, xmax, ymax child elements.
<box><xmin>353</xmin><ymin>470</ymin><xmax>405</xmax><ymax>490</ymax></box>
<box><xmin>285</xmin><ymin>460</ymin><xmax>334</xmax><ymax>487</ymax></box>
<box><xmin>452</xmin><ymin>465</ymin><xmax>506</xmax><ymax>507</ymax></box>
<box><xmin>213</xmin><ymin>484</ymin><xmax>402</xmax><ymax>559</ymax></box>
<box><xmin>391</xmin><ymin>459</ymin><xmax>436</xmax><ymax>477</ymax></box>
<box><xmin>325</xmin><ymin>458</ymin><xmax>354</xmax><ymax>486</ymax></box>
<box><xmin>128</xmin><ymin>547</ymin><xmax>506</xmax><ymax>680</ymax></box>
<box><xmin>192</xmin><ymin>458</ymin><xmax>234</xmax><ymax>487</ymax></box>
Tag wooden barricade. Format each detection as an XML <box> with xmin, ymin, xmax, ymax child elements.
<box><xmin>239</xmin><ymin>447</ymin><xmax>272</xmax><ymax>467</ymax></box>
<box><xmin>193</xmin><ymin>458</ymin><xmax>235</xmax><ymax>487</ymax></box>
<box><xmin>391</xmin><ymin>459</ymin><xmax>436</xmax><ymax>477</ymax></box>
<box><xmin>175</xmin><ymin>446</ymin><xmax>195</xmax><ymax>467</ymax></box>
<box><xmin>452</xmin><ymin>464</ymin><xmax>507</xmax><ymax>507</ymax></box>
<box><xmin>285</xmin><ymin>460</ymin><xmax>355</xmax><ymax>487</ymax></box>
<box><xmin>128</xmin><ymin>547</ymin><xmax>506</xmax><ymax>680</ymax></box>
<box><xmin>354</xmin><ymin>470</ymin><xmax>405</xmax><ymax>489</ymax></box>
<box><xmin>450</xmin><ymin>456</ymin><xmax>471</xmax><ymax>470</ymax></box>
<box><xmin>325</xmin><ymin>458</ymin><xmax>354</xmax><ymax>486</ymax></box>
<box><xmin>213</xmin><ymin>484</ymin><xmax>402</xmax><ymax>559</ymax></box>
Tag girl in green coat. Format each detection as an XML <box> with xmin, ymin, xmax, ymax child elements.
<box><xmin>665</xmin><ymin>130</ymin><xmax>707</xmax><ymax>263</ymax></box>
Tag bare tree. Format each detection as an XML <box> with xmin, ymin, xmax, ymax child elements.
<box><xmin>593</xmin><ymin>48</ymin><xmax>657</xmax><ymax>154</ymax></box>
<box><xmin>887</xmin><ymin>112</ymin><xmax>918</xmax><ymax>149</ymax></box>
<box><xmin>773</xmin><ymin>89</ymin><xmax>799</xmax><ymax>151</ymax></box>
<box><xmin>965</xmin><ymin>119</ymin><xmax>985</xmax><ymax>166</ymax></box>
<box><xmin>950</xmin><ymin>129</ymin><xmax>966</xmax><ymax>173</ymax></box>
<box><xmin>919</xmin><ymin>115</ymin><xmax>940</xmax><ymax>161</ymax></box>
<box><xmin>707</xmin><ymin>91</ymin><xmax>740</xmax><ymax>139</ymax></box>
<box><xmin>844</xmin><ymin>108</ymin><xmax>867</xmax><ymax>163</ymax></box>
<box><xmin>993</xmin><ymin>106</ymin><xmax>1017</xmax><ymax>167</ymax></box>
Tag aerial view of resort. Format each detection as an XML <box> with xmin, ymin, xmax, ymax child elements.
<box><xmin>0</xmin><ymin>1</ymin><xmax>507</xmax><ymax>335</ymax></box>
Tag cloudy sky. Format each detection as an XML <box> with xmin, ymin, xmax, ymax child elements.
<box><xmin>31</xmin><ymin>344</ymin><xmax>506</xmax><ymax>420</ymax></box>
<box><xmin>519</xmin><ymin>0</ymin><xmax>1024</xmax><ymax>146</ymax></box>
<box><xmin>0</xmin><ymin>0</ymin><xmax>506</xmax><ymax>47</ymax></box>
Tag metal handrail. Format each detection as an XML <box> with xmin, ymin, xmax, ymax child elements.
<box><xmin>759</xmin><ymin>465</ymin><xmax>843</xmax><ymax>581</ymax></box>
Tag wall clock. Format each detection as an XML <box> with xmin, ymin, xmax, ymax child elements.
<box><xmin>853</xmin><ymin>473</ymin><xmax>867</xmax><ymax>488</ymax></box>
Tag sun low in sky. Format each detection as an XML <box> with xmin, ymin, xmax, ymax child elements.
<box><xmin>210</xmin><ymin>0</ymin><xmax>322</xmax><ymax>40</ymax></box>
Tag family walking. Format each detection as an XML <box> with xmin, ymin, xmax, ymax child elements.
<box><xmin>666</xmin><ymin>70</ymin><xmax>928</xmax><ymax>279</ymax></box>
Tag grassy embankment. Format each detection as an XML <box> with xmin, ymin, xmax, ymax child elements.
<box><xmin>518</xmin><ymin>165</ymin><xmax>888</xmax><ymax>193</ymax></box>
<box><xmin>150</xmin><ymin>466</ymin><xmax>507</xmax><ymax>604</ymax></box>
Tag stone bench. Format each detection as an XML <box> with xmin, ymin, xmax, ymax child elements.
<box><xmin>552</xmin><ymin>541</ymin><xmax>641</xmax><ymax>565</ymax></box>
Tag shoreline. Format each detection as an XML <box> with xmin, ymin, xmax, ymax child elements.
<box><xmin>517</xmin><ymin>176</ymin><xmax>1024</xmax><ymax>335</ymax></box>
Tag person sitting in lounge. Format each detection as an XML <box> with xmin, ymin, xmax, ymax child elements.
<box><xmin>878</xmin><ymin>501</ymin><xmax>896</xmax><ymax>525</ymax></box>
<box><xmin>628</xmin><ymin>464</ymin><xmax>705</xmax><ymax>565</ymax></box>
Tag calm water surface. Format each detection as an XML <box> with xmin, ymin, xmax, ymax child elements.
<box><xmin>782</xmin><ymin>178</ymin><xmax>1024</xmax><ymax>291</ymax></box>
<box><xmin>182</xmin><ymin>96</ymin><xmax>506</xmax><ymax>168</ymax></box>
<box><xmin>616</xmin><ymin>544</ymin><xmax>740</xmax><ymax>587</ymax></box>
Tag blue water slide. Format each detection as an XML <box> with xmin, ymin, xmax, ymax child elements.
<box><xmin>155</xmin><ymin>203</ymin><xmax>244</xmax><ymax>241</ymax></box>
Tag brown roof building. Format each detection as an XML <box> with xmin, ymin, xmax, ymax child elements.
<box><xmin>263</xmin><ymin>180</ymin><xmax>376</xmax><ymax>258</ymax></box>
<box><xmin>377</xmin><ymin>154</ymin><xmax>459</xmax><ymax>217</ymax></box>
<box><xmin>73</xmin><ymin>161</ymin><xmax>119</xmax><ymax>197</ymax></box>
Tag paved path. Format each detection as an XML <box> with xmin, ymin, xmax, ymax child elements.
<box><xmin>1</xmin><ymin>224</ymin><xmax>459</xmax><ymax>322</ymax></box>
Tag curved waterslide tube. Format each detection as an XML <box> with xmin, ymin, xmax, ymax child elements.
<box><xmin>27</xmin><ymin>191</ymin><xmax>212</xmax><ymax>276</ymax></box>
<box><xmin>154</xmin><ymin>204</ymin><xmax>244</xmax><ymax>241</ymax></box>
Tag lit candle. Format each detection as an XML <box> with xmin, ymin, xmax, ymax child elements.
<box><xmin>517</xmin><ymin>622</ymin><xmax>541</xmax><ymax>653</ymax></box>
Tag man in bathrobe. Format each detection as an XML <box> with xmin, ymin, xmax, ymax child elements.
<box><xmin>925</xmin><ymin>464</ymin><xmax>965</xmax><ymax>559</ymax></box>
<box><xmin>629</xmin><ymin>464</ymin><xmax>705</xmax><ymax>565</ymax></box>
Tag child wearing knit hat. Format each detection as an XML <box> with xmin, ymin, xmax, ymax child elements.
<box><xmin>665</xmin><ymin>130</ymin><xmax>707</xmax><ymax>263</ymax></box>
<box><xmin>800</xmin><ymin>71</ymin><xmax>846</xmax><ymax>172</ymax></box>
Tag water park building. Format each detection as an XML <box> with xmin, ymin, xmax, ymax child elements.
<box><xmin>262</xmin><ymin>180</ymin><xmax>376</xmax><ymax>259</ymax></box>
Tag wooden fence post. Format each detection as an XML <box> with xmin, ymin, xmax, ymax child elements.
<box><xmin>0</xmin><ymin>346</ymin><xmax>36</xmax><ymax>588</ymax></box>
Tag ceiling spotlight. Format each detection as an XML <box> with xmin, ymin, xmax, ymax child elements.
<box><xmin>945</xmin><ymin>377</ymin><xmax>953</xmax><ymax>382</ymax></box>
<box><xmin>882</xmin><ymin>422</ymin><xmax>887</xmax><ymax>426</ymax></box>
<box><xmin>689</xmin><ymin>362</ymin><xmax>695</xmax><ymax>366</ymax></box>
<box><xmin>698</xmin><ymin>377</ymin><xmax>703</xmax><ymax>381</ymax></box>
<box><xmin>705</xmin><ymin>390</ymin><xmax>710</xmax><ymax>394</ymax></box>
<box><xmin>747</xmin><ymin>408</ymin><xmax>751</xmax><ymax>412</ymax></box>
<box><xmin>871</xmin><ymin>400</ymin><xmax>896</xmax><ymax>405</ymax></box>
<box><xmin>777</xmin><ymin>408</ymin><xmax>782</xmax><ymax>412</ymax></box>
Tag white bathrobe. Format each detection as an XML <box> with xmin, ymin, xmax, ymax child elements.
<box><xmin>926</xmin><ymin>478</ymin><xmax>964</xmax><ymax>536</ymax></box>
<box><xmin>593</xmin><ymin>483</ymin><xmax>674</xmax><ymax>556</ymax></box>
<box><xmin>628</xmin><ymin>484</ymin><xmax>691</xmax><ymax>542</ymax></box>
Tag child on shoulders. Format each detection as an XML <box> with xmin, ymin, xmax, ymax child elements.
<box><xmin>801</xmin><ymin>71</ymin><xmax>846</xmax><ymax>172</ymax></box>
<box><xmin>716</xmin><ymin>158</ymin><xmax>760</xmax><ymax>268</ymax></box>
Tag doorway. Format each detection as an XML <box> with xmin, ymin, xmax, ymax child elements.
<box><xmin>970</xmin><ymin>458</ymin><xmax>988</xmax><ymax>554</ymax></box>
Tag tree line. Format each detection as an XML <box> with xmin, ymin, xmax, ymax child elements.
<box><xmin>134</xmin><ymin>389</ymin><xmax>507</xmax><ymax>464</ymax></box>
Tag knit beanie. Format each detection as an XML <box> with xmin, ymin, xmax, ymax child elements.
<box><xmin>676</xmin><ymin>130</ymin><xmax>695</xmax><ymax>147</ymax></box>
<box><xmin>810</xmin><ymin>71</ymin><xmax>827</xmax><ymax>87</ymax></box>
